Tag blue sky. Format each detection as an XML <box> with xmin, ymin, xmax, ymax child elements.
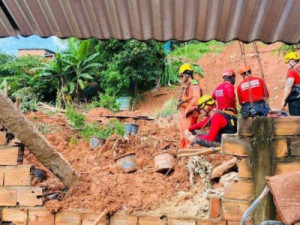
<box><xmin>0</xmin><ymin>35</ymin><xmax>68</xmax><ymax>55</ymax></box>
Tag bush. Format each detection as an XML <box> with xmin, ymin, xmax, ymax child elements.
<box><xmin>87</xmin><ymin>93</ymin><xmax>120</xmax><ymax>113</ymax></box>
<box><xmin>12</xmin><ymin>87</ymin><xmax>38</xmax><ymax>113</ymax></box>
<box><xmin>65</xmin><ymin>105</ymin><xmax>124</xmax><ymax>140</ymax></box>
<box><xmin>156</xmin><ymin>98</ymin><xmax>178</xmax><ymax>117</ymax></box>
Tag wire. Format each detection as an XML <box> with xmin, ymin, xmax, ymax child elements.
<box><xmin>39</xmin><ymin>70</ymin><xmax>75</xmax><ymax>79</ymax></box>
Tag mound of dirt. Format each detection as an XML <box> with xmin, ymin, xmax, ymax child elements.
<box><xmin>25</xmin><ymin>110</ymin><xmax>230</xmax><ymax>217</ymax></box>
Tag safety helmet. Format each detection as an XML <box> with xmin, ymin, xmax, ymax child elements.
<box><xmin>179</xmin><ymin>63</ymin><xmax>194</xmax><ymax>76</ymax></box>
<box><xmin>239</xmin><ymin>65</ymin><xmax>251</xmax><ymax>75</ymax></box>
<box><xmin>223</xmin><ymin>69</ymin><xmax>235</xmax><ymax>77</ymax></box>
<box><xmin>284</xmin><ymin>52</ymin><xmax>300</xmax><ymax>64</ymax></box>
<box><xmin>197</xmin><ymin>95</ymin><xmax>215</xmax><ymax>109</ymax></box>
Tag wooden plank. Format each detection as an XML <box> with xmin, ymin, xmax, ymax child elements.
<box><xmin>0</xmin><ymin>92</ymin><xmax>78</xmax><ymax>187</ymax></box>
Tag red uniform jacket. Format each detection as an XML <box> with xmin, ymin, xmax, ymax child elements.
<box><xmin>212</xmin><ymin>82</ymin><xmax>236</xmax><ymax>111</ymax></box>
<box><xmin>237</xmin><ymin>75</ymin><xmax>269</xmax><ymax>104</ymax></box>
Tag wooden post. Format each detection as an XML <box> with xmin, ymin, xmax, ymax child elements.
<box><xmin>15</xmin><ymin>97</ymin><xmax>20</xmax><ymax>109</ymax></box>
<box><xmin>4</xmin><ymin>82</ymin><xmax>8</xmax><ymax>96</ymax></box>
<box><xmin>0</xmin><ymin>91</ymin><xmax>79</xmax><ymax>187</ymax></box>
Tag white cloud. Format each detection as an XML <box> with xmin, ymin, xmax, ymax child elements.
<box><xmin>51</xmin><ymin>36</ymin><xmax>68</xmax><ymax>51</ymax></box>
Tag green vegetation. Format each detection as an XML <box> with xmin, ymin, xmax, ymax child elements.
<box><xmin>156</xmin><ymin>98</ymin><xmax>178</xmax><ymax>117</ymax></box>
<box><xmin>170</xmin><ymin>40</ymin><xmax>225</xmax><ymax>62</ymax></box>
<box><xmin>65</xmin><ymin>105</ymin><xmax>124</xmax><ymax>140</ymax></box>
<box><xmin>0</xmin><ymin>39</ymin><xmax>225</xmax><ymax>112</ymax></box>
<box><xmin>274</xmin><ymin>43</ymin><xmax>300</xmax><ymax>56</ymax></box>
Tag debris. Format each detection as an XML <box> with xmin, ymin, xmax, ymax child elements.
<box><xmin>37</xmin><ymin>102</ymin><xmax>66</xmax><ymax>113</ymax></box>
<box><xmin>178</xmin><ymin>147</ymin><xmax>221</xmax><ymax>157</ymax></box>
<box><xmin>219</xmin><ymin>172</ymin><xmax>239</xmax><ymax>187</ymax></box>
<box><xmin>91</xmin><ymin>209</ymin><xmax>109</xmax><ymax>225</ymax></box>
<box><xmin>154</xmin><ymin>152</ymin><xmax>175</xmax><ymax>173</ymax></box>
<box><xmin>187</xmin><ymin>157</ymin><xmax>213</xmax><ymax>188</ymax></box>
<box><xmin>210</xmin><ymin>157</ymin><xmax>237</xmax><ymax>180</ymax></box>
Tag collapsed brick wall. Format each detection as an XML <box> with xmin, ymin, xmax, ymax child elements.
<box><xmin>1</xmin><ymin>117</ymin><xmax>300</xmax><ymax>225</ymax></box>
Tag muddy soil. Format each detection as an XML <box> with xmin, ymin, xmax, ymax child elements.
<box><xmin>25</xmin><ymin>110</ymin><xmax>230</xmax><ymax>218</ymax></box>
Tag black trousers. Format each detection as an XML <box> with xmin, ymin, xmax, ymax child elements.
<box><xmin>241</xmin><ymin>101</ymin><xmax>267</xmax><ymax>118</ymax></box>
<box><xmin>288</xmin><ymin>100</ymin><xmax>300</xmax><ymax>116</ymax></box>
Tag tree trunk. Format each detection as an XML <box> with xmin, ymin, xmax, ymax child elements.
<box><xmin>0</xmin><ymin>91</ymin><xmax>79</xmax><ymax>188</ymax></box>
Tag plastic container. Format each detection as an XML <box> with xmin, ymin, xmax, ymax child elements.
<box><xmin>154</xmin><ymin>152</ymin><xmax>175</xmax><ymax>173</ymax></box>
<box><xmin>124</xmin><ymin>123</ymin><xmax>139</xmax><ymax>136</ymax></box>
<box><xmin>90</xmin><ymin>137</ymin><xmax>106</xmax><ymax>149</ymax></box>
<box><xmin>116</xmin><ymin>97</ymin><xmax>131</xmax><ymax>111</ymax></box>
<box><xmin>116</xmin><ymin>152</ymin><xmax>137</xmax><ymax>173</ymax></box>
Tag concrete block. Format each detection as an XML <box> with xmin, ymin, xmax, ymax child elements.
<box><xmin>0</xmin><ymin>131</ymin><xmax>6</xmax><ymax>145</ymax></box>
<box><xmin>224</xmin><ymin>181</ymin><xmax>253</xmax><ymax>201</ymax></box>
<box><xmin>222</xmin><ymin>201</ymin><xmax>250</xmax><ymax>221</ymax></box>
<box><xmin>197</xmin><ymin>221</ymin><xmax>226</xmax><ymax>225</ymax></box>
<box><xmin>110</xmin><ymin>215</ymin><xmax>138</xmax><ymax>225</ymax></box>
<box><xmin>237</xmin><ymin>158</ymin><xmax>252</xmax><ymax>178</ymax></box>
<box><xmin>139</xmin><ymin>216</ymin><xmax>167</xmax><ymax>225</ymax></box>
<box><xmin>4</xmin><ymin>165</ymin><xmax>32</xmax><ymax>186</ymax></box>
<box><xmin>273</xmin><ymin>117</ymin><xmax>300</xmax><ymax>136</ymax></box>
<box><xmin>0</xmin><ymin>188</ymin><xmax>17</xmax><ymax>206</ymax></box>
<box><xmin>55</xmin><ymin>212</ymin><xmax>81</xmax><ymax>225</ymax></box>
<box><xmin>28</xmin><ymin>209</ymin><xmax>55</xmax><ymax>225</ymax></box>
<box><xmin>221</xmin><ymin>134</ymin><xmax>250</xmax><ymax>156</ymax></box>
<box><xmin>81</xmin><ymin>212</ymin><xmax>109</xmax><ymax>225</ymax></box>
<box><xmin>290</xmin><ymin>138</ymin><xmax>300</xmax><ymax>156</ymax></box>
<box><xmin>17</xmin><ymin>188</ymin><xmax>43</xmax><ymax>206</ymax></box>
<box><xmin>2</xmin><ymin>208</ymin><xmax>27</xmax><ymax>225</ymax></box>
<box><xmin>210</xmin><ymin>198</ymin><xmax>221</xmax><ymax>219</ymax></box>
<box><xmin>272</xmin><ymin>139</ymin><xmax>288</xmax><ymax>158</ymax></box>
<box><xmin>0</xmin><ymin>147</ymin><xmax>18</xmax><ymax>165</ymax></box>
<box><xmin>168</xmin><ymin>219</ymin><xmax>196</xmax><ymax>225</ymax></box>
<box><xmin>275</xmin><ymin>162</ymin><xmax>300</xmax><ymax>175</ymax></box>
<box><xmin>0</xmin><ymin>166</ymin><xmax>4</xmax><ymax>185</ymax></box>
<box><xmin>238</xmin><ymin>117</ymin><xmax>254</xmax><ymax>136</ymax></box>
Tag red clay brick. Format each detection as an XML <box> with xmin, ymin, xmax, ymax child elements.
<box><xmin>28</xmin><ymin>209</ymin><xmax>54</xmax><ymax>225</ymax></box>
<box><xmin>275</xmin><ymin>162</ymin><xmax>300</xmax><ymax>175</ymax></box>
<box><xmin>224</xmin><ymin>181</ymin><xmax>253</xmax><ymax>201</ymax></box>
<box><xmin>197</xmin><ymin>220</ymin><xmax>226</xmax><ymax>225</ymax></box>
<box><xmin>2</xmin><ymin>208</ymin><xmax>27</xmax><ymax>225</ymax></box>
<box><xmin>0</xmin><ymin>147</ymin><xmax>18</xmax><ymax>165</ymax></box>
<box><xmin>55</xmin><ymin>212</ymin><xmax>81</xmax><ymax>225</ymax></box>
<box><xmin>273</xmin><ymin>117</ymin><xmax>300</xmax><ymax>135</ymax></box>
<box><xmin>0</xmin><ymin>166</ymin><xmax>4</xmax><ymax>185</ymax></box>
<box><xmin>0</xmin><ymin>131</ymin><xmax>6</xmax><ymax>145</ymax></box>
<box><xmin>221</xmin><ymin>135</ymin><xmax>250</xmax><ymax>156</ymax></box>
<box><xmin>0</xmin><ymin>188</ymin><xmax>17</xmax><ymax>206</ymax></box>
<box><xmin>17</xmin><ymin>188</ymin><xmax>43</xmax><ymax>206</ymax></box>
<box><xmin>227</xmin><ymin>221</ymin><xmax>252</xmax><ymax>225</ymax></box>
<box><xmin>139</xmin><ymin>216</ymin><xmax>167</xmax><ymax>225</ymax></box>
<box><xmin>168</xmin><ymin>219</ymin><xmax>196</xmax><ymax>225</ymax></box>
<box><xmin>210</xmin><ymin>198</ymin><xmax>221</xmax><ymax>219</ymax></box>
<box><xmin>222</xmin><ymin>201</ymin><xmax>250</xmax><ymax>221</ymax></box>
<box><xmin>110</xmin><ymin>215</ymin><xmax>138</xmax><ymax>225</ymax></box>
<box><xmin>5</xmin><ymin>165</ymin><xmax>32</xmax><ymax>186</ymax></box>
<box><xmin>273</xmin><ymin>139</ymin><xmax>288</xmax><ymax>158</ymax></box>
<box><xmin>81</xmin><ymin>212</ymin><xmax>109</xmax><ymax>225</ymax></box>
<box><xmin>237</xmin><ymin>158</ymin><xmax>252</xmax><ymax>178</ymax></box>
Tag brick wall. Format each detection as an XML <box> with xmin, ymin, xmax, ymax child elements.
<box><xmin>2</xmin><ymin>117</ymin><xmax>299</xmax><ymax>225</ymax></box>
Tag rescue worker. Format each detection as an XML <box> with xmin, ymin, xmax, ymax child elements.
<box><xmin>178</xmin><ymin>63</ymin><xmax>202</xmax><ymax>149</ymax></box>
<box><xmin>212</xmin><ymin>69</ymin><xmax>237</xmax><ymax>114</ymax></box>
<box><xmin>281</xmin><ymin>52</ymin><xmax>300</xmax><ymax>115</ymax></box>
<box><xmin>237</xmin><ymin>65</ymin><xmax>269</xmax><ymax>118</ymax></box>
<box><xmin>187</xmin><ymin>95</ymin><xmax>237</xmax><ymax>147</ymax></box>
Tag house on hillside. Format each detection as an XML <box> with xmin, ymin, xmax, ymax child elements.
<box><xmin>18</xmin><ymin>48</ymin><xmax>55</xmax><ymax>59</ymax></box>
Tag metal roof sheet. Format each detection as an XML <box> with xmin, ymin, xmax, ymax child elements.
<box><xmin>0</xmin><ymin>0</ymin><xmax>300</xmax><ymax>43</ymax></box>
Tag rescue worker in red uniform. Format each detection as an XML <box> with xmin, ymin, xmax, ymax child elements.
<box><xmin>187</xmin><ymin>95</ymin><xmax>237</xmax><ymax>147</ymax></box>
<box><xmin>212</xmin><ymin>69</ymin><xmax>237</xmax><ymax>114</ymax></box>
<box><xmin>281</xmin><ymin>52</ymin><xmax>300</xmax><ymax>115</ymax></box>
<box><xmin>237</xmin><ymin>65</ymin><xmax>269</xmax><ymax>118</ymax></box>
<box><xmin>177</xmin><ymin>63</ymin><xmax>202</xmax><ymax>149</ymax></box>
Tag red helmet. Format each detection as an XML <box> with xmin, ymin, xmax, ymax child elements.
<box><xmin>222</xmin><ymin>69</ymin><xmax>235</xmax><ymax>78</ymax></box>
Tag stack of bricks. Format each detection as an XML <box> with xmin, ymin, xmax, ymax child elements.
<box><xmin>0</xmin><ymin>130</ymin><xmax>44</xmax><ymax>224</ymax></box>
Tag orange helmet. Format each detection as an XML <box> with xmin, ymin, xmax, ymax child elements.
<box><xmin>239</xmin><ymin>65</ymin><xmax>251</xmax><ymax>75</ymax></box>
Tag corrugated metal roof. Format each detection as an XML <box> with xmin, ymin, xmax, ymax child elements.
<box><xmin>0</xmin><ymin>0</ymin><xmax>300</xmax><ymax>43</ymax></box>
